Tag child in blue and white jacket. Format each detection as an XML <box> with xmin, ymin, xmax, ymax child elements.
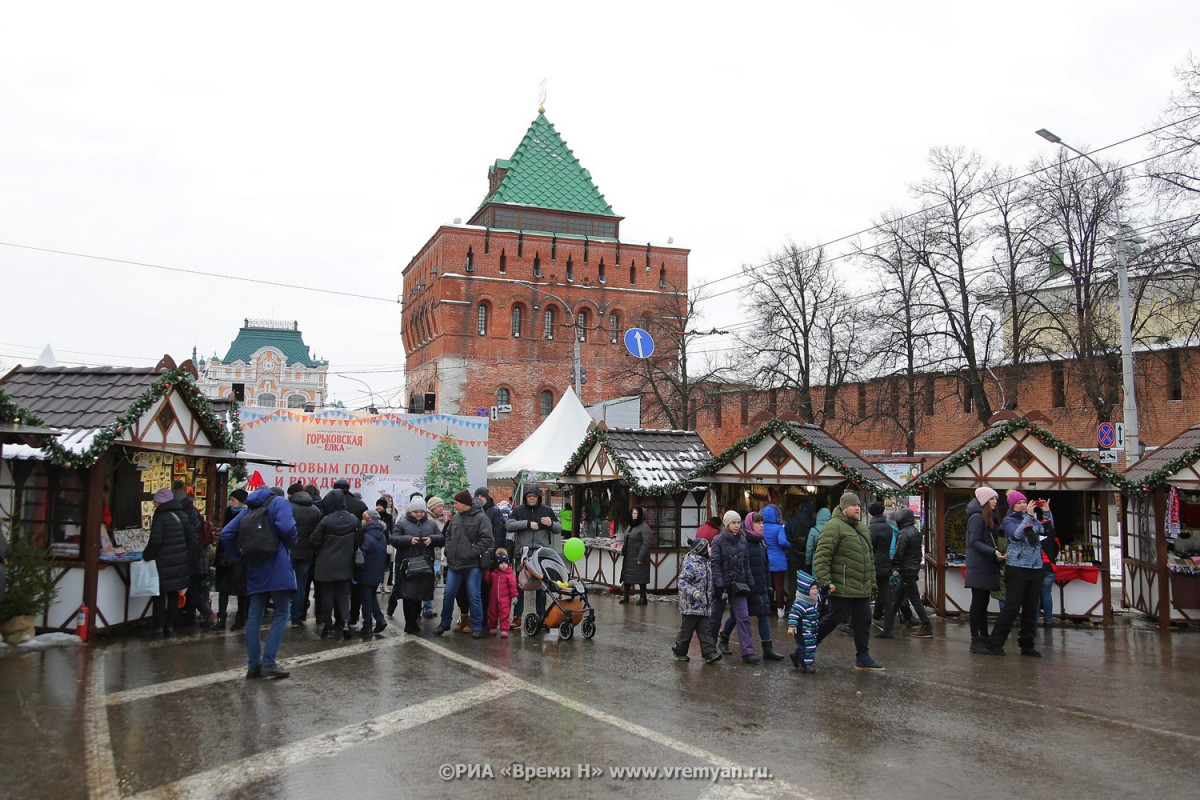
<box><xmin>671</xmin><ymin>538</ymin><xmax>722</xmax><ymax>664</ymax></box>
<box><xmin>787</xmin><ymin>567</ymin><xmax>820</xmax><ymax>673</ymax></box>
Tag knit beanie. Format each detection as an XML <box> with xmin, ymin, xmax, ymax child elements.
<box><xmin>867</xmin><ymin>501</ymin><xmax>885</xmax><ymax>516</ymax></box>
<box><xmin>230</xmin><ymin>489</ymin><xmax>249</xmax><ymax>503</ymax></box>
<box><xmin>153</xmin><ymin>488</ymin><xmax>173</xmax><ymax>503</ymax></box>
<box><xmin>722</xmin><ymin>510</ymin><xmax>742</xmax><ymax>527</ymax></box>
<box><xmin>365</xmin><ymin>509</ymin><xmax>381</xmax><ymax>522</ymax></box>
<box><xmin>426</xmin><ymin>496</ymin><xmax>444</xmax><ymax>511</ymax></box>
<box><xmin>690</xmin><ymin>538</ymin><xmax>710</xmax><ymax>557</ymax></box>
<box><xmin>454</xmin><ymin>489</ymin><xmax>473</xmax><ymax>506</ymax></box>
<box><xmin>975</xmin><ymin>487</ymin><xmax>998</xmax><ymax>505</ymax></box>
<box><xmin>408</xmin><ymin>496</ymin><xmax>427</xmax><ymax>513</ymax></box>
<box><xmin>1006</xmin><ymin>489</ymin><xmax>1028</xmax><ymax>506</ymax></box>
<box><xmin>839</xmin><ymin>492</ymin><xmax>862</xmax><ymax>511</ymax></box>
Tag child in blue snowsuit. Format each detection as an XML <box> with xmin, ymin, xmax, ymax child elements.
<box><xmin>787</xmin><ymin>567</ymin><xmax>820</xmax><ymax>673</ymax></box>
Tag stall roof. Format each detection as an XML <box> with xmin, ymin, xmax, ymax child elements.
<box><xmin>1122</xmin><ymin>422</ymin><xmax>1200</xmax><ymax>490</ymax></box>
<box><xmin>0</xmin><ymin>421</ymin><xmax>59</xmax><ymax>446</ymax></box>
<box><xmin>689</xmin><ymin>419</ymin><xmax>900</xmax><ymax>493</ymax></box>
<box><xmin>488</xmin><ymin>387</ymin><xmax>592</xmax><ymax>479</ymax></box>
<box><xmin>0</xmin><ymin>364</ymin><xmax>253</xmax><ymax>467</ymax></box>
<box><xmin>561</xmin><ymin>427</ymin><xmax>713</xmax><ymax>495</ymax></box>
<box><xmin>905</xmin><ymin>416</ymin><xmax>1126</xmax><ymax>493</ymax></box>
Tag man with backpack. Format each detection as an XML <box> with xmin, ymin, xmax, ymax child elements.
<box><xmin>219</xmin><ymin>486</ymin><xmax>298</xmax><ymax>679</ymax></box>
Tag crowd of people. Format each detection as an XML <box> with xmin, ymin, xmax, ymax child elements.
<box><xmin>140</xmin><ymin>477</ymin><xmax>1057</xmax><ymax>680</ymax></box>
<box><xmin>671</xmin><ymin>485</ymin><xmax>1058</xmax><ymax>672</ymax></box>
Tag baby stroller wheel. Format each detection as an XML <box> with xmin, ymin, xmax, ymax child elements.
<box><xmin>581</xmin><ymin>618</ymin><xmax>596</xmax><ymax>639</ymax></box>
<box><xmin>523</xmin><ymin>613</ymin><xmax>542</xmax><ymax>637</ymax></box>
<box><xmin>558</xmin><ymin>621</ymin><xmax>574</xmax><ymax>640</ymax></box>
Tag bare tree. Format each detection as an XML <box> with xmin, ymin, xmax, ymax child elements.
<box><xmin>623</xmin><ymin>282</ymin><xmax>728</xmax><ymax>431</ymax></box>
<box><xmin>910</xmin><ymin>147</ymin><xmax>999</xmax><ymax>424</ymax></box>
<box><xmin>852</xmin><ymin>212</ymin><xmax>944</xmax><ymax>454</ymax></box>
<box><xmin>738</xmin><ymin>242</ymin><xmax>856</xmax><ymax>426</ymax></box>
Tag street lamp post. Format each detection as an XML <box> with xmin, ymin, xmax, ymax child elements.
<box><xmin>514</xmin><ymin>280</ymin><xmax>583</xmax><ymax>399</ymax></box>
<box><xmin>336</xmin><ymin>374</ymin><xmax>379</xmax><ymax>413</ymax></box>
<box><xmin>1035</xmin><ymin>128</ymin><xmax>1141</xmax><ymax>463</ymax></box>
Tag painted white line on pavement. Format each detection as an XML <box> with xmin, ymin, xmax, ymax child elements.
<box><xmin>84</xmin><ymin>655</ymin><xmax>120</xmax><ymax>800</ymax></box>
<box><xmin>105</xmin><ymin>635</ymin><xmax>407</xmax><ymax>706</ymax></box>
<box><xmin>125</xmin><ymin>679</ymin><xmax>512</xmax><ymax>800</ymax></box>
<box><xmin>410</xmin><ymin>637</ymin><xmax>819</xmax><ymax>799</ymax></box>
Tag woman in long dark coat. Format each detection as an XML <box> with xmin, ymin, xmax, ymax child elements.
<box><xmin>143</xmin><ymin>488</ymin><xmax>192</xmax><ymax>636</ymax></box>
<box><xmin>390</xmin><ymin>498</ymin><xmax>444</xmax><ymax>634</ymax></box>
<box><xmin>964</xmin><ymin>487</ymin><xmax>1004</xmax><ymax>654</ymax></box>
<box><xmin>719</xmin><ymin>512</ymin><xmax>785</xmax><ymax>660</ymax></box>
<box><xmin>619</xmin><ymin>506</ymin><xmax>654</xmax><ymax>605</ymax></box>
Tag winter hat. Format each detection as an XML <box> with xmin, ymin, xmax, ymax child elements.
<box><xmin>153</xmin><ymin>488</ymin><xmax>173</xmax><ymax>503</ymax></box>
<box><xmin>474</xmin><ymin>486</ymin><xmax>491</xmax><ymax>499</ymax></box>
<box><xmin>269</xmin><ymin>486</ymin><xmax>285</xmax><ymax>497</ymax></box>
<box><xmin>365</xmin><ymin>509</ymin><xmax>381</xmax><ymax>522</ymax></box>
<box><xmin>690</xmin><ymin>538</ymin><xmax>710</xmax><ymax>557</ymax></box>
<box><xmin>408</xmin><ymin>497</ymin><xmax>427</xmax><ymax>513</ymax></box>
<box><xmin>975</xmin><ymin>487</ymin><xmax>998</xmax><ymax>505</ymax></box>
<box><xmin>867</xmin><ymin>501</ymin><xmax>885</xmax><ymax>516</ymax></box>
<box><xmin>1006</xmin><ymin>489</ymin><xmax>1028</xmax><ymax>506</ymax></box>
<box><xmin>839</xmin><ymin>492</ymin><xmax>862</xmax><ymax>511</ymax></box>
<box><xmin>722</xmin><ymin>510</ymin><xmax>742</xmax><ymax>527</ymax></box>
<box><xmin>426</xmin><ymin>496</ymin><xmax>444</xmax><ymax>511</ymax></box>
<box><xmin>287</xmin><ymin>482</ymin><xmax>305</xmax><ymax>496</ymax></box>
<box><xmin>230</xmin><ymin>489</ymin><xmax>249</xmax><ymax>503</ymax></box>
<box><xmin>495</xmin><ymin>552</ymin><xmax>510</xmax><ymax>565</ymax></box>
<box><xmin>333</xmin><ymin>479</ymin><xmax>351</xmax><ymax>491</ymax></box>
<box><xmin>454</xmin><ymin>489</ymin><xmax>473</xmax><ymax>506</ymax></box>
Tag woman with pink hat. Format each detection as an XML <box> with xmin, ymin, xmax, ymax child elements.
<box><xmin>964</xmin><ymin>487</ymin><xmax>1004</xmax><ymax>654</ymax></box>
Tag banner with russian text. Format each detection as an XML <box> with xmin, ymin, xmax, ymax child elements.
<box><xmin>237</xmin><ymin>408</ymin><xmax>488</xmax><ymax>503</ymax></box>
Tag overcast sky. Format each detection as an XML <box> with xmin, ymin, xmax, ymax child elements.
<box><xmin>1</xmin><ymin>2</ymin><xmax>1196</xmax><ymax>409</ymax></box>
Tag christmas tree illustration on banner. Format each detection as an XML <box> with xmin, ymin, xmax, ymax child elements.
<box><xmin>425</xmin><ymin>433</ymin><xmax>470</xmax><ymax>501</ymax></box>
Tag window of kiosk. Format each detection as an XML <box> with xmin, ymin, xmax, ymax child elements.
<box><xmin>11</xmin><ymin>462</ymin><xmax>85</xmax><ymax>557</ymax></box>
<box><xmin>643</xmin><ymin>498</ymin><xmax>679</xmax><ymax>548</ymax></box>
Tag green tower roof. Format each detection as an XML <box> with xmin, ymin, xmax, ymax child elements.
<box><xmin>221</xmin><ymin>322</ymin><xmax>327</xmax><ymax>367</ymax></box>
<box><xmin>481</xmin><ymin>113</ymin><xmax>615</xmax><ymax>216</ymax></box>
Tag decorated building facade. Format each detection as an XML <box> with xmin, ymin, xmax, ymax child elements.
<box><xmin>199</xmin><ymin>319</ymin><xmax>328</xmax><ymax>410</ymax></box>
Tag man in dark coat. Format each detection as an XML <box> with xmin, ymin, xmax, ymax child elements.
<box><xmin>219</xmin><ymin>486</ymin><xmax>298</xmax><ymax>679</ymax></box>
<box><xmin>288</xmin><ymin>489</ymin><xmax>322</xmax><ymax>627</ymax></box>
<box><xmin>877</xmin><ymin>507</ymin><xmax>933</xmax><ymax>639</ymax></box>
<box><xmin>434</xmin><ymin>490</ymin><xmax>493</xmax><ymax>638</ymax></box>
<box><xmin>506</xmin><ymin>488</ymin><xmax>560</xmax><ymax>627</ymax></box>
<box><xmin>867</xmin><ymin>501</ymin><xmax>894</xmax><ymax>627</ymax></box>
<box><xmin>310</xmin><ymin>489</ymin><xmax>361</xmax><ymax>639</ymax></box>
<box><xmin>144</xmin><ymin>487</ymin><xmax>193</xmax><ymax>636</ymax></box>
<box><xmin>335</xmin><ymin>479</ymin><xmax>368</xmax><ymax>520</ymax></box>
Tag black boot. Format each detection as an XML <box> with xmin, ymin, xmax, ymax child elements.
<box><xmin>210</xmin><ymin>613</ymin><xmax>226</xmax><ymax>631</ymax></box>
<box><xmin>718</xmin><ymin>634</ymin><xmax>732</xmax><ymax>655</ymax></box>
<box><xmin>618</xmin><ymin>585</ymin><xmax>630</xmax><ymax>604</ymax></box>
<box><xmin>635</xmin><ymin>587</ymin><xmax>648</xmax><ymax>605</ymax></box>
<box><xmin>762</xmin><ymin>640</ymin><xmax>785</xmax><ymax>661</ymax></box>
<box><xmin>229</xmin><ymin>612</ymin><xmax>246</xmax><ymax>632</ymax></box>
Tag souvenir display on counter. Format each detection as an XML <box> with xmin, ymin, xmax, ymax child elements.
<box><xmin>1167</xmin><ymin>487</ymin><xmax>1181</xmax><ymax>539</ymax></box>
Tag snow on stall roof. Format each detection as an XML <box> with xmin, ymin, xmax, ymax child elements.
<box><xmin>603</xmin><ymin>429</ymin><xmax>713</xmax><ymax>490</ymax></box>
<box><xmin>0</xmin><ymin>428</ymin><xmax>99</xmax><ymax>460</ymax></box>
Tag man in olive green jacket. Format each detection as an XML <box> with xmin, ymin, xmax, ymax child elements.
<box><xmin>813</xmin><ymin>492</ymin><xmax>885</xmax><ymax>671</ymax></box>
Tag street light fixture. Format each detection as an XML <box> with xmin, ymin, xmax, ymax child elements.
<box><xmin>336</xmin><ymin>373</ymin><xmax>379</xmax><ymax>414</ymax></box>
<box><xmin>1035</xmin><ymin>128</ymin><xmax>1141</xmax><ymax>462</ymax></box>
<box><xmin>514</xmin><ymin>280</ymin><xmax>583</xmax><ymax>398</ymax></box>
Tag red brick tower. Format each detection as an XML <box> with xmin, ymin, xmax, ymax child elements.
<box><xmin>402</xmin><ymin>111</ymin><xmax>689</xmax><ymax>456</ymax></box>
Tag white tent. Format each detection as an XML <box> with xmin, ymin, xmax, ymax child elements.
<box><xmin>487</xmin><ymin>387</ymin><xmax>593</xmax><ymax>479</ymax></box>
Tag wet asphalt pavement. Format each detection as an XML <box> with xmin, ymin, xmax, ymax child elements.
<box><xmin>1</xmin><ymin>587</ymin><xmax>1198</xmax><ymax>800</ymax></box>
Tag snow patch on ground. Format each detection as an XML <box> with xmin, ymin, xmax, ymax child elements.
<box><xmin>0</xmin><ymin>632</ymin><xmax>83</xmax><ymax>655</ymax></box>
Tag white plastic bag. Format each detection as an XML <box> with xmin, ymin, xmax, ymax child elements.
<box><xmin>130</xmin><ymin>559</ymin><xmax>160</xmax><ymax>597</ymax></box>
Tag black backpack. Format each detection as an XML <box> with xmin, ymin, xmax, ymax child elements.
<box><xmin>237</xmin><ymin>505</ymin><xmax>278</xmax><ymax>564</ymax></box>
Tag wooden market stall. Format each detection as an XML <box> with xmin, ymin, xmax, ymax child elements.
<box><xmin>909</xmin><ymin>415</ymin><xmax>1122</xmax><ymax>625</ymax></box>
<box><xmin>688</xmin><ymin>419</ymin><xmax>901</xmax><ymax>522</ymax></box>
<box><xmin>559</xmin><ymin>426</ymin><xmax>713</xmax><ymax>593</ymax></box>
<box><xmin>0</xmin><ymin>358</ymin><xmax>275</xmax><ymax>639</ymax></box>
<box><xmin>1121</xmin><ymin>421</ymin><xmax>1200</xmax><ymax>628</ymax></box>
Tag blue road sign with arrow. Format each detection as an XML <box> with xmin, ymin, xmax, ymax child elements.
<box><xmin>624</xmin><ymin>327</ymin><xmax>654</xmax><ymax>359</ymax></box>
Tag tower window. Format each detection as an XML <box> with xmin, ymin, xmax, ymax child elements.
<box><xmin>533</xmin><ymin>253</ymin><xmax>541</xmax><ymax>279</ymax></box>
<box><xmin>497</xmin><ymin>387</ymin><xmax>510</xmax><ymax>406</ymax></box>
<box><xmin>499</xmin><ymin>249</ymin><xmax>506</xmax><ymax>274</ymax></box>
<box><xmin>466</xmin><ymin>247</ymin><xmax>474</xmax><ymax>272</ymax></box>
<box><xmin>544</xmin><ymin>307</ymin><xmax>555</xmax><ymax>339</ymax></box>
<box><xmin>629</xmin><ymin>262</ymin><xmax>636</xmax><ymax>284</ymax></box>
<box><xmin>598</xmin><ymin>260</ymin><xmax>606</xmax><ymax>284</ymax></box>
<box><xmin>659</xmin><ymin>265</ymin><xmax>667</xmax><ymax>288</ymax></box>
<box><xmin>576</xmin><ymin>309</ymin><xmax>589</xmax><ymax>342</ymax></box>
<box><xmin>566</xmin><ymin>256</ymin><xmax>574</xmax><ymax>282</ymax></box>
<box><xmin>609</xmin><ymin>312</ymin><xmax>620</xmax><ymax>344</ymax></box>
<box><xmin>511</xmin><ymin>305</ymin><xmax>523</xmax><ymax>338</ymax></box>
<box><xmin>477</xmin><ymin>303</ymin><xmax>488</xmax><ymax>336</ymax></box>
<box><xmin>540</xmin><ymin>390</ymin><xmax>554</xmax><ymax>416</ymax></box>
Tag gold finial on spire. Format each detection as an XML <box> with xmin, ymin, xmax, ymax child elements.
<box><xmin>538</xmin><ymin>79</ymin><xmax>547</xmax><ymax>114</ymax></box>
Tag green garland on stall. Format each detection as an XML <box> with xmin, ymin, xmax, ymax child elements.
<box><xmin>689</xmin><ymin>418</ymin><xmax>898</xmax><ymax>495</ymax></box>
<box><xmin>1131</xmin><ymin>440</ymin><xmax>1200</xmax><ymax>493</ymax></box>
<box><xmin>562</xmin><ymin>427</ymin><xmax>692</xmax><ymax>497</ymax></box>
<box><xmin>0</xmin><ymin>370</ymin><xmax>246</xmax><ymax>481</ymax></box>
<box><xmin>903</xmin><ymin>417</ymin><xmax>1135</xmax><ymax>494</ymax></box>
